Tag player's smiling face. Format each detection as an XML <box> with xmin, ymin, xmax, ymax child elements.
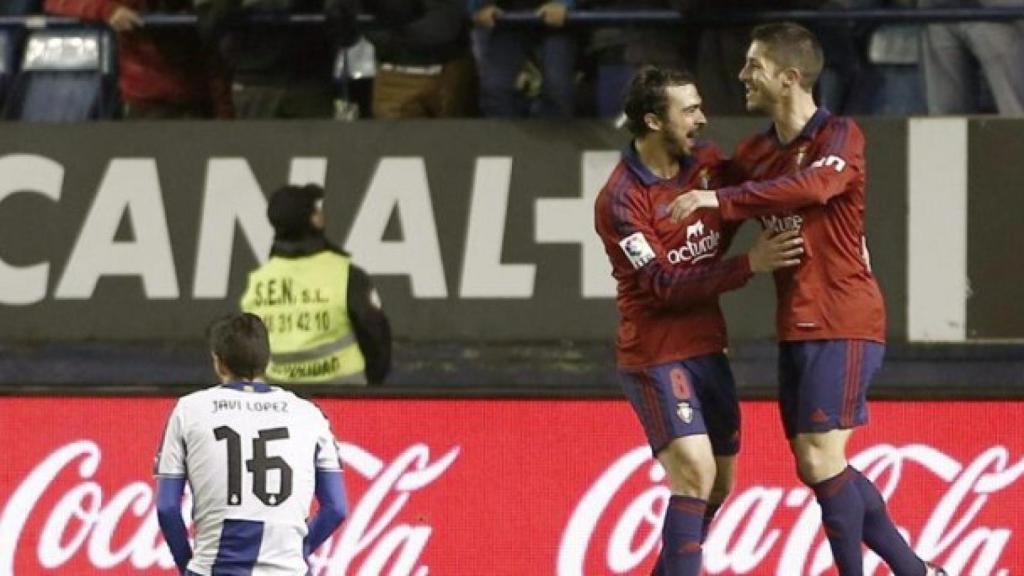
<box><xmin>739</xmin><ymin>41</ymin><xmax>785</xmax><ymax>112</ymax></box>
<box><xmin>655</xmin><ymin>83</ymin><xmax>706</xmax><ymax>156</ymax></box>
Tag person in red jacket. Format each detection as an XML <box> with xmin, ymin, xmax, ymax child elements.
<box><xmin>594</xmin><ymin>66</ymin><xmax>803</xmax><ymax>575</ymax></box>
<box><xmin>669</xmin><ymin>22</ymin><xmax>947</xmax><ymax>576</ymax></box>
<box><xmin>45</xmin><ymin>0</ymin><xmax>233</xmax><ymax>118</ymax></box>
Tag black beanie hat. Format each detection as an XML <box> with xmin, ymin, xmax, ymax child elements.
<box><xmin>267</xmin><ymin>184</ymin><xmax>324</xmax><ymax>239</ymax></box>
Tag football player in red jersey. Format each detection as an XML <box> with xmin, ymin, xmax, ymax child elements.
<box><xmin>669</xmin><ymin>23</ymin><xmax>946</xmax><ymax>576</ymax></box>
<box><xmin>595</xmin><ymin>66</ymin><xmax>803</xmax><ymax>575</ymax></box>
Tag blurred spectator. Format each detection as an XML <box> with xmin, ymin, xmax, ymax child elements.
<box><xmin>470</xmin><ymin>0</ymin><xmax>577</xmax><ymax>117</ymax></box>
<box><xmin>363</xmin><ymin>0</ymin><xmax>477</xmax><ymax>118</ymax></box>
<box><xmin>920</xmin><ymin>0</ymin><xmax>1024</xmax><ymax>114</ymax></box>
<box><xmin>810</xmin><ymin>0</ymin><xmax>877</xmax><ymax>114</ymax></box>
<box><xmin>45</xmin><ymin>0</ymin><xmax>233</xmax><ymax>119</ymax></box>
<box><xmin>684</xmin><ymin>0</ymin><xmax>826</xmax><ymax>116</ymax></box>
<box><xmin>0</xmin><ymin>1</ymin><xmax>42</xmax><ymax>15</ymax></box>
<box><xmin>860</xmin><ymin>19</ymin><xmax>926</xmax><ymax>114</ymax></box>
<box><xmin>582</xmin><ymin>0</ymin><xmax>693</xmax><ymax>118</ymax></box>
<box><xmin>196</xmin><ymin>0</ymin><xmax>357</xmax><ymax>118</ymax></box>
<box><xmin>804</xmin><ymin>0</ymin><xmax>924</xmax><ymax>115</ymax></box>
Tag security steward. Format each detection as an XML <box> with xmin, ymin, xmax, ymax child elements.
<box><xmin>241</xmin><ymin>184</ymin><xmax>391</xmax><ymax>385</ymax></box>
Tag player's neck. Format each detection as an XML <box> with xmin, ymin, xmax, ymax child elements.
<box><xmin>772</xmin><ymin>92</ymin><xmax>818</xmax><ymax>145</ymax></box>
<box><xmin>634</xmin><ymin>137</ymin><xmax>680</xmax><ymax>180</ymax></box>
<box><xmin>219</xmin><ymin>375</ymin><xmax>266</xmax><ymax>385</ymax></box>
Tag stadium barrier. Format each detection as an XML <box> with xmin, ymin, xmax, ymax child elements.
<box><xmin>0</xmin><ymin>396</ymin><xmax>1021</xmax><ymax>575</ymax></box>
<box><xmin>5</xmin><ymin>7</ymin><xmax>1024</xmax><ymax>28</ymax></box>
<box><xmin>0</xmin><ymin>118</ymin><xmax>1020</xmax><ymax>343</ymax></box>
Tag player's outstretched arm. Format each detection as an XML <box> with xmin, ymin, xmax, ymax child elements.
<box><xmin>628</xmin><ymin>228</ymin><xmax>802</xmax><ymax>305</ymax></box>
<box><xmin>715</xmin><ymin>120</ymin><xmax>865</xmax><ymax>221</ymax></box>
<box><xmin>669</xmin><ymin>119</ymin><xmax>866</xmax><ymax>221</ymax></box>
<box><xmin>155</xmin><ymin>476</ymin><xmax>193</xmax><ymax>574</ymax></box>
<box><xmin>599</xmin><ymin>182</ymin><xmax>755</xmax><ymax>307</ymax></box>
<box><xmin>667</xmin><ymin>189</ymin><xmax>719</xmax><ymax>222</ymax></box>
<box><xmin>304</xmin><ymin>470</ymin><xmax>349</xmax><ymax>557</ymax></box>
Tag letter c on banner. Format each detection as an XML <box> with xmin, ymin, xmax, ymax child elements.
<box><xmin>0</xmin><ymin>154</ymin><xmax>63</xmax><ymax>305</ymax></box>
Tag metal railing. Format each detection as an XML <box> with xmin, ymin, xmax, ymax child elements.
<box><xmin>2</xmin><ymin>6</ymin><xmax>1024</xmax><ymax>29</ymax></box>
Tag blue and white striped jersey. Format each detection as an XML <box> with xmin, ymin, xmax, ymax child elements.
<box><xmin>155</xmin><ymin>382</ymin><xmax>343</xmax><ymax>576</ymax></box>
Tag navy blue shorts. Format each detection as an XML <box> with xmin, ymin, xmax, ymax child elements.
<box><xmin>619</xmin><ymin>353</ymin><xmax>740</xmax><ymax>456</ymax></box>
<box><xmin>778</xmin><ymin>339</ymin><xmax>885</xmax><ymax>438</ymax></box>
<box><xmin>187</xmin><ymin>568</ymin><xmax>310</xmax><ymax>575</ymax></box>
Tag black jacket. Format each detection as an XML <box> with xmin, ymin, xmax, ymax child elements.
<box><xmin>195</xmin><ymin>0</ymin><xmax>359</xmax><ymax>82</ymax></box>
<box><xmin>363</xmin><ymin>0</ymin><xmax>470</xmax><ymax>67</ymax></box>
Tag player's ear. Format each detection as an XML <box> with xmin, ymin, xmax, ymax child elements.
<box><xmin>310</xmin><ymin>209</ymin><xmax>325</xmax><ymax>231</ymax></box>
<box><xmin>643</xmin><ymin>112</ymin><xmax>661</xmax><ymax>133</ymax></box>
<box><xmin>781</xmin><ymin>67</ymin><xmax>801</xmax><ymax>89</ymax></box>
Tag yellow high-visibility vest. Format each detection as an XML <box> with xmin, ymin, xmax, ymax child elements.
<box><xmin>241</xmin><ymin>251</ymin><xmax>366</xmax><ymax>385</ymax></box>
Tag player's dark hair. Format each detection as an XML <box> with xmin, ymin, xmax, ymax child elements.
<box><xmin>207</xmin><ymin>313</ymin><xmax>270</xmax><ymax>381</ymax></box>
<box><xmin>750</xmin><ymin>22</ymin><xmax>824</xmax><ymax>90</ymax></box>
<box><xmin>623</xmin><ymin>66</ymin><xmax>697</xmax><ymax>137</ymax></box>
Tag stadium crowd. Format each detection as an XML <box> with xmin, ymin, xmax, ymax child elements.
<box><xmin>0</xmin><ymin>0</ymin><xmax>1022</xmax><ymax>120</ymax></box>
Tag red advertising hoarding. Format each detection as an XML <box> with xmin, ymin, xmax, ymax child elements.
<box><xmin>0</xmin><ymin>397</ymin><xmax>1021</xmax><ymax>575</ymax></box>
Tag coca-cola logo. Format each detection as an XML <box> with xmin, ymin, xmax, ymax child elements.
<box><xmin>2</xmin><ymin>400</ymin><xmax>1023</xmax><ymax>576</ymax></box>
<box><xmin>559</xmin><ymin>444</ymin><xmax>1024</xmax><ymax>575</ymax></box>
<box><xmin>0</xmin><ymin>440</ymin><xmax>460</xmax><ymax>576</ymax></box>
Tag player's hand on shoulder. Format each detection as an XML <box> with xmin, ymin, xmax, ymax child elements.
<box><xmin>669</xmin><ymin>190</ymin><xmax>719</xmax><ymax>223</ymax></box>
<box><xmin>748</xmin><ymin>229</ymin><xmax>804</xmax><ymax>273</ymax></box>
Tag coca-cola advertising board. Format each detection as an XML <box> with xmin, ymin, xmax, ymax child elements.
<box><xmin>0</xmin><ymin>397</ymin><xmax>1021</xmax><ymax>575</ymax></box>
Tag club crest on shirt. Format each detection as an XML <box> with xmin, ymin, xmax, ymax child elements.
<box><xmin>619</xmin><ymin>232</ymin><xmax>656</xmax><ymax>270</ymax></box>
<box><xmin>794</xmin><ymin>144</ymin><xmax>809</xmax><ymax>170</ymax></box>
<box><xmin>676</xmin><ymin>401</ymin><xmax>694</xmax><ymax>424</ymax></box>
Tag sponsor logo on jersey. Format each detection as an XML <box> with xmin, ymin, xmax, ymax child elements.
<box><xmin>666</xmin><ymin>219</ymin><xmax>720</xmax><ymax>264</ymax></box>
<box><xmin>618</xmin><ymin>232</ymin><xmax>656</xmax><ymax>270</ymax></box>
<box><xmin>760</xmin><ymin>213</ymin><xmax>804</xmax><ymax>234</ymax></box>
<box><xmin>811</xmin><ymin>408</ymin><xmax>829</xmax><ymax>423</ymax></box>
<box><xmin>811</xmin><ymin>154</ymin><xmax>847</xmax><ymax>173</ymax></box>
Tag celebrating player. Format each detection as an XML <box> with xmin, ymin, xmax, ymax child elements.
<box><xmin>594</xmin><ymin>66</ymin><xmax>804</xmax><ymax>575</ymax></box>
<box><xmin>669</xmin><ymin>22</ymin><xmax>945</xmax><ymax>576</ymax></box>
<box><xmin>154</xmin><ymin>313</ymin><xmax>348</xmax><ymax>575</ymax></box>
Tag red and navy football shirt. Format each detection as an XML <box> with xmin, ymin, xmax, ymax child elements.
<box><xmin>595</xmin><ymin>142</ymin><xmax>753</xmax><ymax>368</ymax></box>
<box><xmin>717</xmin><ymin>108</ymin><xmax>885</xmax><ymax>343</ymax></box>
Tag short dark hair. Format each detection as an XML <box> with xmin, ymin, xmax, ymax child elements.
<box><xmin>623</xmin><ymin>66</ymin><xmax>697</xmax><ymax>137</ymax></box>
<box><xmin>207</xmin><ymin>313</ymin><xmax>270</xmax><ymax>380</ymax></box>
<box><xmin>750</xmin><ymin>22</ymin><xmax>824</xmax><ymax>90</ymax></box>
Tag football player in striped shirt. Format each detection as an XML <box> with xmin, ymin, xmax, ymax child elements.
<box><xmin>155</xmin><ymin>313</ymin><xmax>348</xmax><ymax>575</ymax></box>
